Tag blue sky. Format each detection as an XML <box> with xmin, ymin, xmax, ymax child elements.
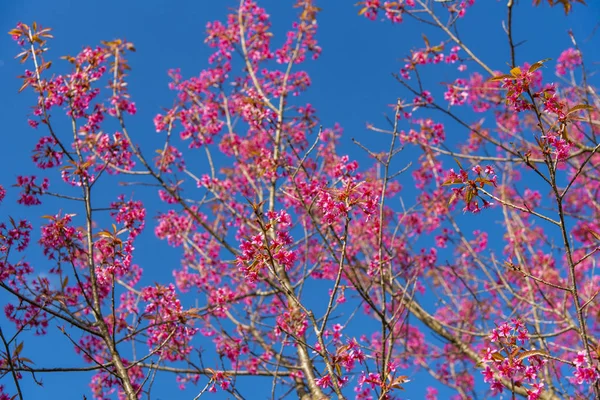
<box><xmin>1</xmin><ymin>0</ymin><xmax>600</xmax><ymax>399</ymax></box>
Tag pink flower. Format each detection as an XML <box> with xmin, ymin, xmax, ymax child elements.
<box><xmin>444</xmin><ymin>78</ymin><xmax>469</xmax><ymax>106</ymax></box>
<box><xmin>556</xmin><ymin>48</ymin><xmax>582</xmax><ymax>75</ymax></box>
<box><xmin>15</xmin><ymin>175</ymin><xmax>49</xmax><ymax>206</ymax></box>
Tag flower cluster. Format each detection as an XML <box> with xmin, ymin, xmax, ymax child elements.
<box><xmin>356</xmin><ymin>1</ymin><xmax>416</xmax><ymax>23</ymax></box>
<box><xmin>572</xmin><ymin>351</ymin><xmax>600</xmax><ymax>386</ymax></box>
<box><xmin>60</xmin><ymin>160</ymin><xmax>96</xmax><ymax>187</ymax></box>
<box><xmin>491</xmin><ymin>61</ymin><xmax>543</xmax><ymax>111</ymax></box>
<box><xmin>207</xmin><ymin>285</ymin><xmax>236</xmax><ymax>317</ymax></box>
<box><xmin>154</xmin><ymin>145</ymin><xmax>185</xmax><ymax>173</ymax></box>
<box><xmin>274</xmin><ymin>306</ymin><xmax>308</xmax><ymax>338</ymax></box>
<box><xmin>141</xmin><ymin>284</ymin><xmax>197</xmax><ymax>361</ymax></box>
<box><xmin>0</xmin><ymin>220</ymin><xmax>36</xmax><ymax>329</ymax></box>
<box><xmin>236</xmin><ymin>209</ymin><xmax>297</xmax><ymax>281</ymax></box>
<box><xmin>206</xmin><ymin>369</ymin><xmax>233</xmax><ymax>393</ymax></box>
<box><xmin>93</xmin><ymin>232</ymin><xmax>134</xmax><ymax>287</ymax></box>
<box><xmin>0</xmin><ymin>385</ymin><xmax>13</xmax><ymax>400</ymax></box>
<box><xmin>32</xmin><ymin>136</ymin><xmax>63</xmax><ymax>169</ymax></box>
<box><xmin>0</xmin><ymin>219</ymin><xmax>32</xmax><ymax>254</ymax></box>
<box><xmin>444</xmin><ymin>78</ymin><xmax>469</xmax><ymax>106</ymax></box>
<box><xmin>5</xmin><ymin>301</ymin><xmax>49</xmax><ymax>335</ymax></box>
<box><xmin>355</xmin><ymin>361</ymin><xmax>409</xmax><ymax>399</ymax></box>
<box><xmin>155</xmin><ymin>209</ymin><xmax>197</xmax><ymax>247</ymax></box>
<box><xmin>315</xmin><ymin>373</ymin><xmax>348</xmax><ymax>390</ymax></box>
<box><xmin>329</xmin><ymin>338</ymin><xmax>366</xmax><ymax>374</ymax></box>
<box><xmin>541</xmin><ymin>130</ymin><xmax>572</xmax><ymax>161</ymax></box>
<box><xmin>89</xmin><ymin>359</ymin><xmax>144</xmax><ymax>400</ymax></box>
<box><xmin>39</xmin><ymin>213</ymin><xmax>83</xmax><ymax>262</ymax></box>
<box><xmin>89</xmin><ymin>131</ymin><xmax>136</xmax><ymax>173</ymax></box>
<box><xmin>444</xmin><ymin>164</ymin><xmax>497</xmax><ymax>213</ymax></box>
<box><xmin>556</xmin><ymin>48</ymin><xmax>582</xmax><ymax>75</ymax></box>
<box><xmin>15</xmin><ymin>175</ymin><xmax>49</xmax><ymax>206</ymax></box>
<box><xmin>7</xmin><ymin>1</ymin><xmax>600</xmax><ymax>399</ymax></box>
<box><xmin>110</xmin><ymin>196</ymin><xmax>146</xmax><ymax>239</ymax></box>
<box><xmin>481</xmin><ymin>320</ymin><xmax>546</xmax><ymax>400</ymax></box>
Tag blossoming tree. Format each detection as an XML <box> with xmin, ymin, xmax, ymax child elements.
<box><xmin>1</xmin><ymin>0</ymin><xmax>599</xmax><ymax>399</ymax></box>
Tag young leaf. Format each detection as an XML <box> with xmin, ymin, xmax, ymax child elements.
<box><xmin>442</xmin><ymin>178</ymin><xmax>464</xmax><ymax>186</ymax></box>
<box><xmin>422</xmin><ymin>33</ymin><xmax>430</xmax><ymax>48</ymax></box>
<box><xmin>528</xmin><ymin>58</ymin><xmax>552</xmax><ymax>73</ymax></box>
<box><xmin>516</xmin><ymin>349</ymin><xmax>549</xmax><ymax>361</ymax></box>
<box><xmin>586</xmin><ymin>228</ymin><xmax>600</xmax><ymax>242</ymax></box>
<box><xmin>448</xmin><ymin>191</ymin><xmax>458</xmax><ymax>206</ymax></box>
<box><xmin>566</xmin><ymin>104</ymin><xmax>594</xmax><ymax>115</ymax></box>
<box><xmin>15</xmin><ymin>341</ymin><xmax>24</xmax><ymax>356</ymax></box>
<box><xmin>453</xmin><ymin>157</ymin><xmax>464</xmax><ymax>170</ymax></box>
<box><xmin>488</xmin><ymin>74</ymin><xmax>514</xmax><ymax>82</ymax></box>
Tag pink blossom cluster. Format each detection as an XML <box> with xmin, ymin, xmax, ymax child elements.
<box><xmin>572</xmin><ymin>351</ymin><xmax>600</xmax><ymax>386</ymax></box>
<box><xmin>15</xmin><ymin>175</ymin><xmax>49</xmax><ymax>206</ymax></box>
<box><xmin>93</xmin><ymin>235</ymin><xmax>134</xmax><ymax>287</ymax></box>
<box><xmin>155</xmin><ymin>209</ymin><xmax>198</xmax><ymax>247</ymax></box>
<box><xmin>0</xmin><ymin>219</ymin><xmax>32</xmax><ymax>255</ymax></box>
<box><xmin>206</xmin><ymin>370</ymin><xmax>232</xmax><ymax>393</ymax></box>
<box><xmin>5</xmin><ymin>1</ymin><xmax>600</xmax><ymax>399</ymax></box>
<box><xmin>556</xmin><ymin>48</ymin><xmax>582</xmax><ymax>75</ymax></box>
<box><xmin>444</xmin><ymin>78</ymin><xmax>469</xmax><ymax>106</ymax></box>
<box><xmin>154</xmin><ymin>145</ymin><xmax>185</xmax><ymax>173</ymax></box>
<box><xmin>315</xmin><ymin>373</ymin><xmax>348</xmax><ymax>390</ymax></box>
<box><xmin>110</xmin><ymin>196</ymin><xmax>146</xmax><ymax>239</ymax></box>
<box><xmin>236</xmin><ymin>210</ymin><xmax>297</xmax><ymax>281</ymax></box>
<box><xmin>541</xmin><ymin>130</ymin><xmax>572</xmax><ymax>161</ymax></box>
<box><xmin>89</xmin><ymin>359</ymin><xmax>144</xmax><ymax>400</ymax></box>
<box><xmin>444</xmin><ymin>164</ymin><xmax>497</xmax><ymax>213</ymax></box>
<box><xmin>39</xmin><ymin>213</ymin><xmax>83</xmax><ymax>262</ymax></box>
<box><xmin>357</xmin><ymin>0</ymin><xmax>420</xmax><ymax>23</ymax></box>
<box><xmin>89</xmin><ymin>131</ymin><xmax>136</xmax><ymax>173</ymax></box>
<box><xmin>32</xmin><ymin>136</ymin><xmax>63</xmax><ymax>169</ymax></box>
<box><xmin>0</xmin><ymin>385</ymin><xmax>11</xmax><ymax>400</ymax></box>
<box><xmin>482</xmin><ymin>320</ymin><xmax>546</xmax><ymax>400</ymax></box>
<box><xmin>274</xmin><ymin>307</ymin><xmax>308</xmax><ymax>337</ymax></box>
<box><xmin>355</xmin><ymin>361</ymin><xmax>408</xmax><ymax>399</ymax></box>
<box><xmin>141</xmin><ymin>284</ymin><xmax>197</xmax><ymax>361</ymax></box>
<box><xmin>5</xmin><ymin>300</ymin><xmax>49</xmax><ymax>336</ymax></box>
